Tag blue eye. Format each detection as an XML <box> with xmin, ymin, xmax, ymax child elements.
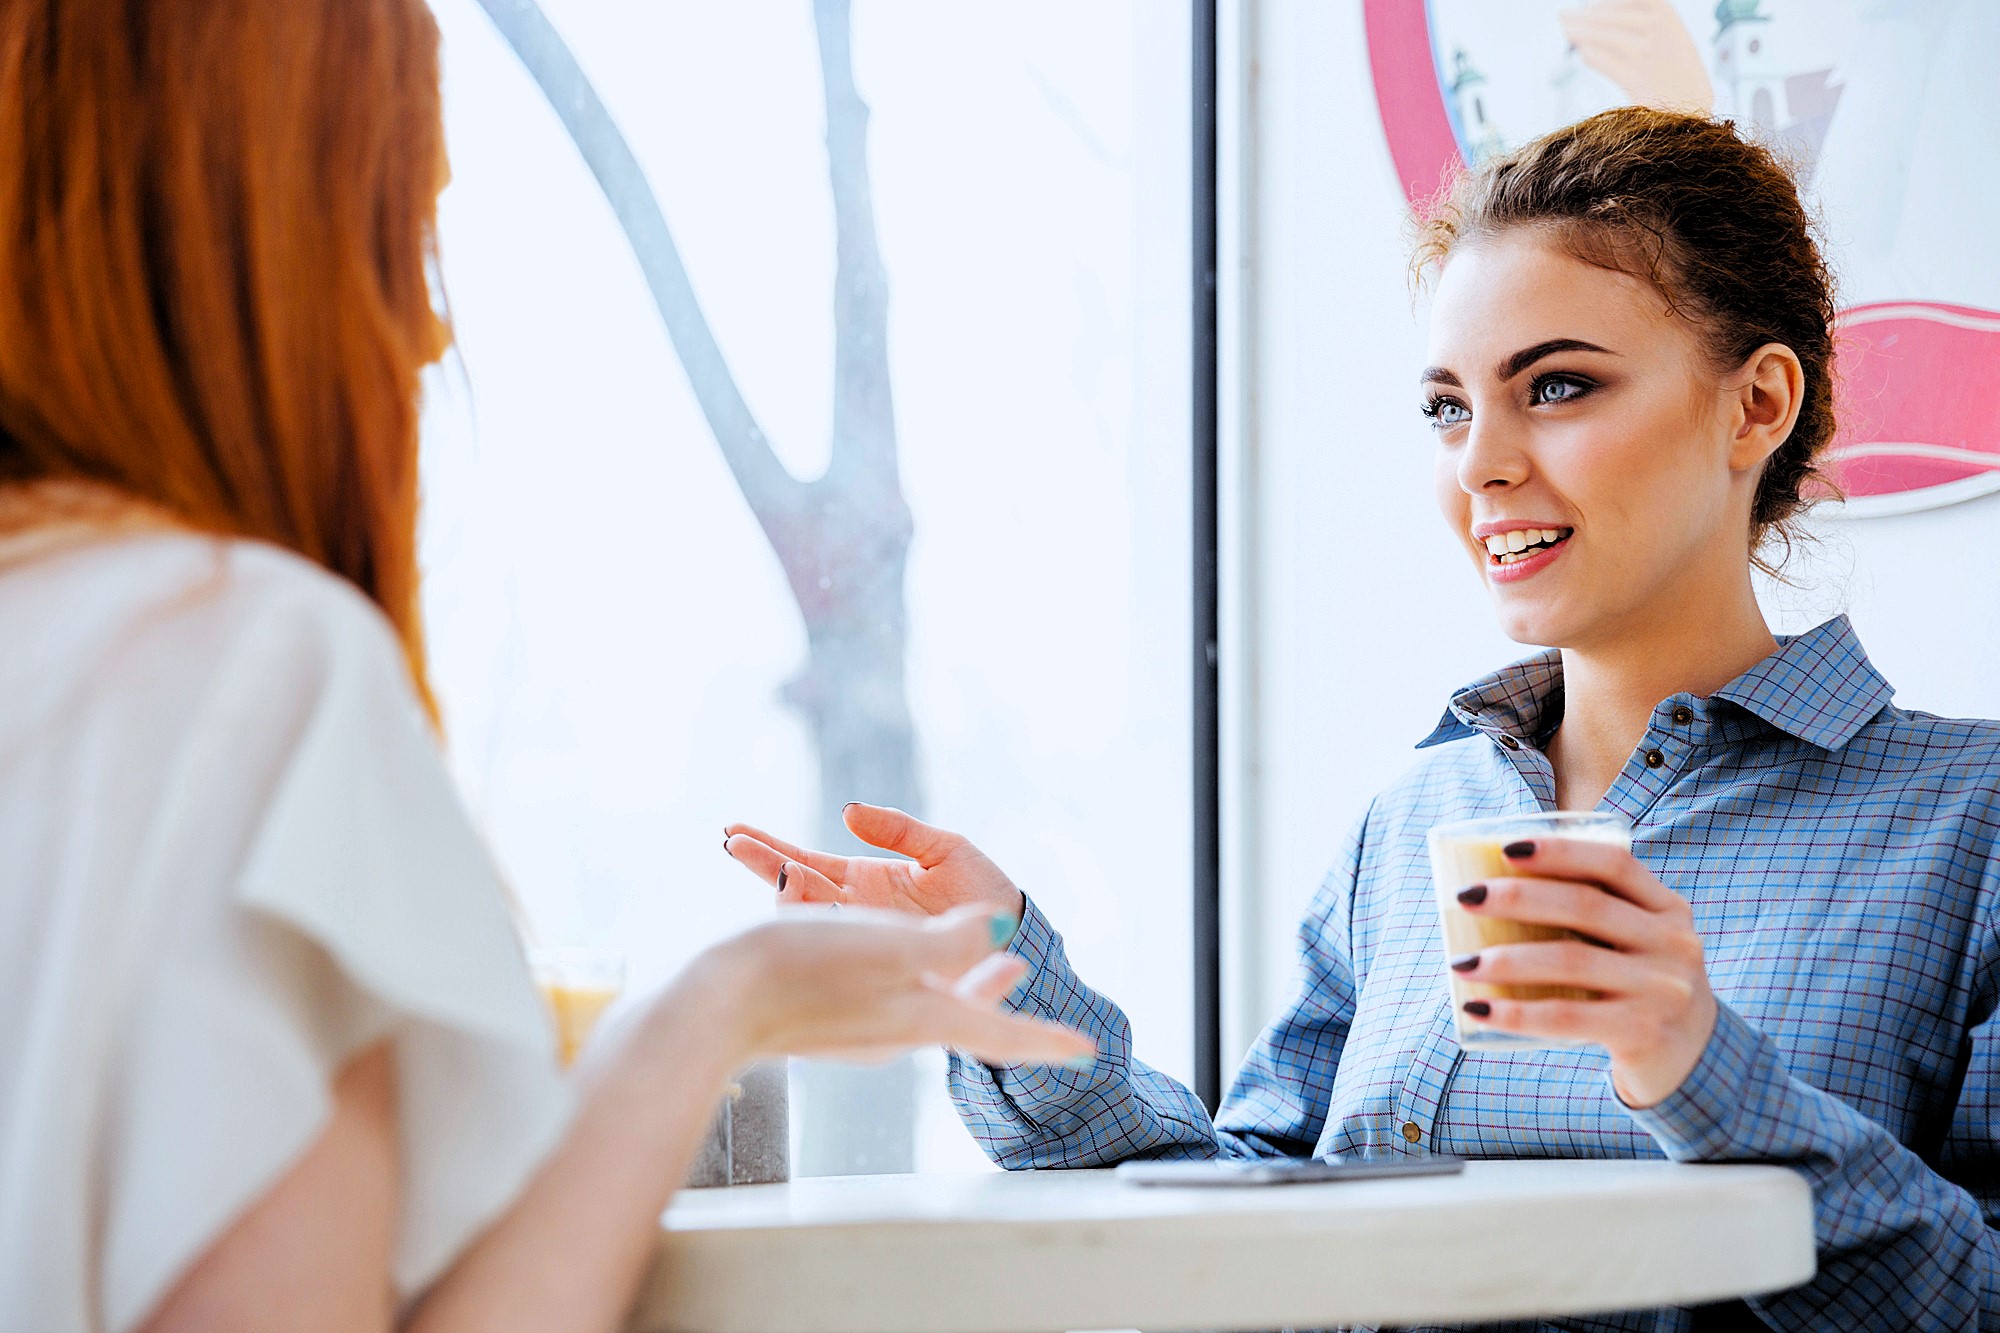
<box><xmin>1421</xmin><ymin>396</ymin><xmax>1471</xmax><ymax>428</ymax></box>
<box><xmin>1531</xmin><ymin>374</ymin><xmax>1593</xmax><ymax>405</ymax></box>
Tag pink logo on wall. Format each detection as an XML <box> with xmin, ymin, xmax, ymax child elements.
<box><xmin>1364</xmin><ymin>0</ymin><xmax>2000</xmax><ymax>518</ymax></box>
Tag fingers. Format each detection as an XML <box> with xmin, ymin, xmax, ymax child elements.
<box><xmin>724</xmin><ymin>823</ymin><xmax>852</xmax><ymax>885</ymax></box>
<box><xmin>1461</xmin><ymin>981</ymin><xmax>1702</xmax><ymax>1056</ymax></box>
<box><xmin>842</xmin><ymin>803</ymin><xmax>965</xmax><ymax>867</ymax></box>
<box><xmin>953</xmin><ymin>952</ymin><xmax>1030</xmax><ymax>1008</ymax></box>
<box><xmin>723</xmin><ymin>834</ymin><xmax>790</xmax><ymax>889</ymax></box>
<box><xmin>1558</xmin><ymin>13</ymin><xmax>1644</xmax><ymax>51</ymax></box>
<box><xmin>918</xmin><ymin>991</ymin><xmax>1095</xmax><ymax>1067</ymax></box>
<box><xmin>1460</xmin><ymin>875</ymin><xmax>1658</xmax><ymax>949</ymax></box>
<box><xmin>1496</xmin><ymin>837</ymin><xmax>1684</xmax><ymax>913</ymax></box>
<box><xmin>730</xmin><ymin>909</ymin><xmax>1087</xmax><ymax>1068</ymax></box>
<box><xmin>775</xmin><ymin>859</ymin><xmax>847</xmax><ymax>906</ymax></box>
<box><xmin>1460</xmin><ymin>995</ymin><xmax>1636</xmax><ymax>1047</ymax></box>
<box><xmin>916</xmin><ymin>903</ymin><xmax>1021</xmax><ymax>981</ymax></box>
<box><xmin>1555</xmin><ymin>1</ymin><xmax>1710</xmax><ymax>112</ymax></box>
<box><xmin>1452</xmin><ymin>938</ymin><xmax>1643</xmax><ymax>996</ymax></box>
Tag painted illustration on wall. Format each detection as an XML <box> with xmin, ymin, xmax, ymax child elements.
<box><xmin>1365</xmin><ymin>0</ymin><xmax>2000</xmax><ymax>517</ymax></box>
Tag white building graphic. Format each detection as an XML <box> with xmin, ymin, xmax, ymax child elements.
<box><xmin>1449</xmin><ymin>47</ymin><xmax>1507</xmax><ymax>162</ymax></box>
<box><xmin>1712</xmin><ymin>0</ymin><xmax>1786</xmax><ymax>132</ymax></box>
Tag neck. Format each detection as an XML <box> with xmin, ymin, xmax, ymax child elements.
<box><xmin>0</xmin><ymin>478</ymin><xmax>177</xmax><ymax>574</ymax></box>
<box><xmin>1547</xmin><ymin>570</ymin><xmax>1778</xmax><ymax>811</ymax></box>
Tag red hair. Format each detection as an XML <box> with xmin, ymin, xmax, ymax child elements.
<box><xmin>0</xmin><ymin>0</ymin><xmax>450</xmax><ymax>716</ymax></box>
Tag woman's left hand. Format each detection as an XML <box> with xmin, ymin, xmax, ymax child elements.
<box><xmin>1451</xmin><ymin>836</ymin><xmax>1718</xmax><ymax>1108</ymax></box>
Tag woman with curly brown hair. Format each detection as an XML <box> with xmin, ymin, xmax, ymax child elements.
<box><xmin>729</xmin><ymin>108</ymin><xmax>2000</xmax><ymax>1330</ymax></box>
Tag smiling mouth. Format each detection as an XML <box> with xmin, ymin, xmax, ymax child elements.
<box><xmin>1481</xmin><ymin>527</ymin><xmax>1573</xmax><ymax>566</ymax></box>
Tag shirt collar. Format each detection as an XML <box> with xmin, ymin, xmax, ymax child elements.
<box><xmin>1710</xmin><ymin>615</ymin><xmax>1895</xmax><ymax>750</ymax></box>
<box><xmin>1417</xmin><ymin>616</ymin><xmax>1895</xmax><ymax>753</ymax></box>
<box><xmin>1418</xmin><ymin>649</ymin><xmax>1564</xmax><ymax>751</ymax></box>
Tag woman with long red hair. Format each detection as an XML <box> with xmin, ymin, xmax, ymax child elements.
<box><xmin>0</xmin><ymin>2</ymin><xmax>1090</xmax><ymax>1329</ymax></box>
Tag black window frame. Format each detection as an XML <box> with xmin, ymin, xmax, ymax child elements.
<box><xmin>1192</xmin><ymin>0</ymin><xmax>1222</xmax><ymax>1115</ymax></box>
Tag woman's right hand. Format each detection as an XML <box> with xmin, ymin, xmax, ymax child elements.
<box><xmin>677</xmin><ymin>904</ymin><xmax>1091</xmax><ymax>1069</ymax></box>
<box><xmin>1558</xmin><ymin>0</ymin><xmax>1713</xmax><ymax>114</ymax></box>
<box><xmin>723</xmin><ymin>804</ymin><xmax>1025</xmax><ymax>923</ymax></box>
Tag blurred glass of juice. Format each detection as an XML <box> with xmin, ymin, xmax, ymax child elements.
<box><xmin>530</xmin><ymin>946</ymin><xmax>626</xmax><ymax>1067</ymax></box>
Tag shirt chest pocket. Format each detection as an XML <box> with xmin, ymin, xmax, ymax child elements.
<box><xmin>1321</xmin><ymin>977</ymin><xmax>1464</xmax><ymax>1157</ymax></box>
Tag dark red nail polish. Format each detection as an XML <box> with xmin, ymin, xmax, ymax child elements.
<box><xmin>1450</xmin><ymin>953</ymin><xmax>1479</xmax><ymax>973</ymax></box>
<box><xmin>778</xmin><ymin>864</ymin><xmax>790</xmax><ymax>893</ymax></box>
<box><xmin>1462</xmin><ymin>1000</ymin><xmax>1492</xmax><ymax>1017</ymax></box>
<box><xmin>1503</xmin><ymin>840</ymin><xmax>1536</xmax><ymax>859</ymax></box>
<box><xmin>1457</xmin><ymin>884</ymin><xmax>1488</xmax><ymax>906</ymax></box>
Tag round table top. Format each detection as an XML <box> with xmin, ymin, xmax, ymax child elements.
<box><xmin>632</xmin><ymin>1158</ymin><xmax>1815</xmax><ymax>1333</ymax></box>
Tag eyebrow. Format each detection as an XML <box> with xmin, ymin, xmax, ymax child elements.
<box><xmin>1420</xmin><ymin>337</ymin><xmax>1618</xmax><ymax>389</ymax></box>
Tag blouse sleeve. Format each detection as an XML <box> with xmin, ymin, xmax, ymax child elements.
<box><xmin>96</xmin><ymin>570</ymin><xmax>572</xmax><ymax>1331</ymax></box>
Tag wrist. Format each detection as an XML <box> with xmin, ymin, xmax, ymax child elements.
<box><xmin>634</xmin><ymin>941</ymin><xmax>766</xmax><ymax>1079</ymax></box>
<box><xmin>1612</xmin><ymin>992</ymin><xmax>1719</xmax><ymax>1109</ymax></box>
<box><xmin>998</xmin><ymin>883</ymin><xmax>1026</xmax><ymax>924</ymax></box>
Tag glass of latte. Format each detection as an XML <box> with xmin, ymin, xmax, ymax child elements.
<box><xmin>1427</xmin><ymin>811</ymin><xmax>1631</xmax><ymax>1051</ymax></box>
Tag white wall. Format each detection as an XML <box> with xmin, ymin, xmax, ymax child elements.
<box><xmin>1224</xmin><ymin>1</ymin><xmax>2000</xmax><ymax>1062</ymax></box>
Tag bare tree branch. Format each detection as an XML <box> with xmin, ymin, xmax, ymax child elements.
<box><xmin>471</xmin><ymin>0</ymin><xmax>926</xmax><ymax>1177</ymax></box>
<box><xmin>812</xmin><ymin>0</ymin><xmax>899</xmax><ymax>490</ymax></box>
<box><xmin>471</xmin><ymin>0</ymin><xmax>804</xmax><ymax>526</ymax></box>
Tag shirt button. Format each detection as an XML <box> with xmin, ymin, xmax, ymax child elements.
<box><xmin>1671</xmin><ymin>706</ymin><xmax>1694</xmax><ymax>726</ymax></box>
<box><xmin>1401</xmin><ymin>1121</ymin><xmax>1422</xmax><ymax>1143</ymax></box>
<box><xmin>1498</xmin><ymin>735</ymin><xmax>1521</xmax><ymax>751</ymax></box>
<box><xmin>1645</xmin><ymin>749</ymin><xmax>1665</xmax><ymax>768</ymax></box>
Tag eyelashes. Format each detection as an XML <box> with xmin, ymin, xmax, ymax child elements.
<box><xmin>1530</xmin><ymin>372</ymin><xmax>1595</xmax><ymax>405</ymax></box>
<box><xmin>1419</xmin><ymin>372</ymin><xmax>1599</xmax><ymax>429</ymax></box>
<box><xmin>1419</xmin><ymin>395</ymin><xmax>1470</xmax><ymax>428</ymax></box>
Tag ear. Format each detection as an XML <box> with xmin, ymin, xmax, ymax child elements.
<box><xmin>1726</xmin><ymin>343</ymin><xmax>1805</xmax><ymax>475</ymax></box>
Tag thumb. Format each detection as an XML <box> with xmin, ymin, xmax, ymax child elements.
<box><xmin>919</xmin><ymin>903</ymin><xmax>1020</xmax><ymax>982</ymax></box>
<box><xmin>842</xmin><ymin>803</ymin><xmax>965</xmax><ymax>866</ymax></box>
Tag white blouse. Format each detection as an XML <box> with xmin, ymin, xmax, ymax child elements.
<box><xmin>0</xmin><ymin>530</ymin><xmax>573</xmax><ymax>1331</ymax></box>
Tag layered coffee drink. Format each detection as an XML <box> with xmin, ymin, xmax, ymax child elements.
<box><xmin>1427</xmin><ymin>811</ymin><xmax>1631</xmax><ymax>1051</ymax></box>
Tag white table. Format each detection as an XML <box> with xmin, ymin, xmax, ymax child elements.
<box><xmin>632</xmin><ymin>1159</ymin><xmax>1815</xmax><ymax>1332</ymax></box>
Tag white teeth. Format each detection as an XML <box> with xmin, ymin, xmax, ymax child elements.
<box><xmin>1480</xmin><ymin>527</ymin><xmax>1572</xmax><ymax>560</ymax></box>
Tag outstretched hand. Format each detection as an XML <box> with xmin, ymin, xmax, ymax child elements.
<box><xmin>690</xmin><ymin>903</ymin><xmax>1091</xmax><ymax>1069</ymax></box>
<box><xmin>724</xmin><ymin>803</ymin><xmax>1025</xmax><ymax>923</ymax></box>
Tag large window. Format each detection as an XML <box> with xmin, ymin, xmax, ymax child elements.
<box><xmin>421</xmin><ymin>0</ymin><xmax>1194</xmax><ymax>1173</ymax></box>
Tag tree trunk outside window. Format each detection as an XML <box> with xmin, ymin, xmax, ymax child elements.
<box><xmin>473</xmin><ymin>0</ymin><xmax>922</xmax><ymax>1177</ymax></box>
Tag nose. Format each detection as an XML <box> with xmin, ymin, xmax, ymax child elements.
<box><xmin>1456</xmin><ymin>414</ymin><xmax>1530</xmax><ymax>495</ymax></box>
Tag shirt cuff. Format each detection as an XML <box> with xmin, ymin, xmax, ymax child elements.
<box><xmin>999</xmin><ymin>891</ymin><xmax>1071</xmax><ymax>1021</ymax></box>
<box><xmin>955</xmin><ymin>892</ymin><xmax>1111</xmax><ymax>1129</ymax></box>
<box><xmin>1616</xmin><ymin>1001</ymin><xmax>1772</xmax><ymax>1161</ymax></box>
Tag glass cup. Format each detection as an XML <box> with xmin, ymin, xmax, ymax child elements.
<box><xmin>1427</xmin><ymin>811</ymin><xmax>1631</xmax><ymax>1051</ymax></box>
<box><xmin>530</xmin><ymin>946</ymin><xmax>627</xmax><ymax>1067</ymax></box>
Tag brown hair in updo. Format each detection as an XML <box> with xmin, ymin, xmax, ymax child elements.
<box><xmin>1410</xmin><ymin>107</ymin><xmax>1838</xmax><ymax>569</ymax></box>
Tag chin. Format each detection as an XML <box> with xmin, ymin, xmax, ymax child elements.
<box><xmin>1488</xmin><ymin>597</ymin><xmax>1577</xmax><ymax>651</ymax></box>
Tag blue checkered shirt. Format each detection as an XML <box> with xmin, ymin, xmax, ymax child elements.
<box><xmin>950</xmin><ymin>617</ymin><xmax>2000</xmax><ymax>1331</ymax></box>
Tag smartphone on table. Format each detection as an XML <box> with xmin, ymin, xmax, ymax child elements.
<box><xmin>1114</xmin><ymin>1155</ymin><xmax>1465</xmax><ymax>1187</ymax></box>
